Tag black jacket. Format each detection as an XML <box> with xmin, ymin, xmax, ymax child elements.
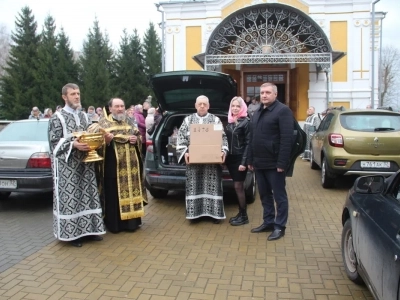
<box><xmin>225</xmin><ymin>117</ymin><xmax>250</xmax><ymax>166</ymax></box>
<box><xmin>248</xmin><ymin>100</ymin><xmax>293</xmax><ymax>170</ymax></box>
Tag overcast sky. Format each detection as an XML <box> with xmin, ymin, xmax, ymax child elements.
<box><xmin>0</xmin><ymin>0</ymin><xmax>398</xmax><ymax>51</ymax></box>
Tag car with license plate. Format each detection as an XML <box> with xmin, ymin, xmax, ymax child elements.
<box><xmin>144</xmin><ymin>70</ymin><xmax>257</xmax><ymax>203</ymax></box>
<box><xmin>341</xmin><ymin>173</ymin><xmax>400</xmax><ymax>300</ymax></box>
<box><xmin>0</xmin><ymin>119</ymin><xmax>53</xmax><ymax>199</ymax></box>
<box><xmin>309</xmin><ymin>108</ymin><xmax>400</xmax><ymax>188</ymax></box>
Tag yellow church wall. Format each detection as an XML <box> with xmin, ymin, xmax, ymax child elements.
<box><xmin>221</xmin><ymin>0</ymin><xmax>309</xmax><ymax>18</ymax></box>
<box><xmin>297</xmin><ymin>63</ymin><xmax>309</xmax><ymax>121</ymax></box>
<box><xmin>185</xmin><ymin>26</ymin><xmax>202</xmax><ymax>70</ymax></box>
<box><xmin>330</xmin><ymin>21</ymin><xmax>348</xmax><ymax>82</ymax></box>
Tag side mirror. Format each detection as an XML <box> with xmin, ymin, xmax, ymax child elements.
<box><xmin>354</xmin><ymin>175</ymin><xmax>385</xmax><ymax>194</ymax></box>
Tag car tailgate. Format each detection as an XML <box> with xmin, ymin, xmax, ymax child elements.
<box><xmin>343</xmin><ymin>131</ymin><xmax>400</xmax><ymax>155</ymax></box>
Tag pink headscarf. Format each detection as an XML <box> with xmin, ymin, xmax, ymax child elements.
<box><xmin>228</xmin><ymin>96</ymin><xmax>248</xmax><ymax>123</ymax></box>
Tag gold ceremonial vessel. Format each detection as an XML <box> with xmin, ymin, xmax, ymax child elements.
<box><xmin>72</xmin><ymin>131</ymin><xmax>105</xmax><ymax>162</ymax></box>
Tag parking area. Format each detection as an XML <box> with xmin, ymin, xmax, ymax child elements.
<box><xmin>0</xmin><ymin>159</ymin><xmax>372</xmax><ymax>299</ymax></box>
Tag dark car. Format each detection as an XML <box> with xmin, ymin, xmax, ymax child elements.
<box><xmin>0</xmin><ymin>119</ymin><xmax>53</xmax><ymax>199</ymax></box>
<box><xmin>144</xmin><ymin>70</ymin><xmax>257</xmax><ymax>203</ymax></box>
<box><xmin>341</xmin><ymin>173</ymin><xmax>400</xmax><ymax>299</ymax></box>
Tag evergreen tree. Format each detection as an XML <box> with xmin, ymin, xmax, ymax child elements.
<box><xmin>0</xmin><ymin>6</ymin><xmax>40</xmax><ymax>120</ymax></box>
<box><xmin>142</xmin><ymin>22</ymin><xmax>161</xmax><ymax>82</ymax></box>
<box><xmin>114</xmin><ymin>29</ymin><xmax>148</xmax><ymax>106</ymax></box>
<box><xmin>56</xmin><ymin>27</ymin><xmax>79</xmax><ymax>103</ymax></box>
<box><xmin>79</xmin><ymin>19</ymin><xmax>114</xmax><ymax>108</ymax></box>
<box><xmin>34</xmin><ymin>15</ymin><xmax>59</xmax><ymax>111</ymax></box>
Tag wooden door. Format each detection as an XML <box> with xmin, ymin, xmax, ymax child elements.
<box><xmin>289</xmin><ymin>68</ymin><xmax>298</xmax><ymax>118</ymax></box>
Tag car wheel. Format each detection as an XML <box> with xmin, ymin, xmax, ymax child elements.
<box><xmin>148</xmin><ymin>187</ymin><xmax>169</xmax><ymax>199</ymax></box>
<box><xmin>341</xmin><ymin>219</ymin><xmax>364</xmax><ymax>284</ymax></box>
<box><xmin>321</xmin><ymin>157</ymin><xmax>335</xmax><ymax>188</ymax></box>
<box><xmin>0</xmin><ymin>192</ymin><xmax>11</xmax><ymax>200</ymax></box>
<box><xmin>310</xmin><ymin>147</ymin><xmax>319</xmax><ymax>170</ymax></box>
<box><xmin>245</xmin><ymin>173</ymin><xmax>256</xmax><ymax>204</ymax></box>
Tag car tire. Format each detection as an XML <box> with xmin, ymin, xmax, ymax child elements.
<box><xmin>321</xmin><ymin>157</ymin><xmax>335</xmax><ymax>188</ymax></box>
<box><xmin>0</xmin><ymin>192</ymin><xmax>11</xmax><ymax>200</ymax></box>
<box><xmin>310</xmin><ymin>147</ymin><xmax>319</xmax><ymax>170</ymax></box>
<box><xmin>148</xmin><ymin>188</ymin><xmax>169</xmax><ymax>199</ymax></box>
<box><xmin>245</xmin><ymin>173</ymin><xmax>256</xmax><ymax>204</ymax></box>
<box><xmin>341</xmin><ymin>219</ymin><xmax>364</xmax><ymax>285</ymax></box>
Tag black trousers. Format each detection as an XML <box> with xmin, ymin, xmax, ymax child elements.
<box><xmin>255</xmin><ymin>169</ymin><xmax>288</xmax><ymax>230</ymax></box>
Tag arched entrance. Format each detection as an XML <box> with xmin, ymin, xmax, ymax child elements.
<box><xmin>202</xmin><ymin>3</ymin><xmax>339</xmax><ymax>119</ymax></box>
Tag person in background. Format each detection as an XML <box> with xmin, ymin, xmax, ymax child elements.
<box><xmin>244</xmin><ymin>96</ymin><xmax>251</xmax><ymax>107</ymax></box>
<box><xmin>93</xmin><ymin>97</ymin><xmax>147</xmax><ymax>233</ymax></box>
<box><xmin>176</xmin><ymin>95</ymin><xmax>228</xmax><ymax>224</ymax></box>
<box><xmin>300</xmin><ymin>106</ymin><xmax>320</xmax><ymax>161</ymax></box>
<box><xmin>48</xmin><ymin>83</ymin><xmax>105</xmax><ymax>247</ymax></box>
<box><xmin>134</xmin><ymin>104</ymin><xmax>146</xmax><ymax>157</ymax></box>
<box><xmin>142</xmin><ymin>98</ymin><xmax>152</xmax><ymax>119</ymax></box>
<box><xmin>247</xmin><ymin>97</ymin><xmax>260</xmax><ymax>117</ymax></box>
<box><xmin>87</xmin><ymin>106</ymin><xmax>99</xmax><ymax>122</ymax></box>
<box><xmin>366</xmin><ymin>104</ymin><xmax>372</xmax><ymax>109</ymax></box>
<box><xmin>56</xmin><ymin>105</ymin><xmax>62</xmax><ymax>112</ymax></box>
<box><xmin>247</xmin><ymin>82</ymin><xmax>293</xmax><ymax>241</ymax></box>
<box><xmin>29</xmin><ymin>107</ymin><xmax>44</xmax><ymax>119</ymax></box>
<box><xmin>145</xmin><ymin>107</ymin><xmax>155</xmax><ymax>141</ymax></box>
<box><xmin>96</xmin><ymin>107</ymin><xmax>103</xmax><ymax>117</ymax></box>
<box><xmin>44</xmin><ymin>108</ymin><xmax>53</xmax><ymax>118</ymax></box>
<box><xmin>225</xmin><ymin>96</ymin><xmax>250</xmax><ymax>226</ymax></box>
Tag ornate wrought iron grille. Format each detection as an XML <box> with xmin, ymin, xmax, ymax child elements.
<box><xmin>206</xmin><ymin>4</ymin><xmax>331</xmax><ymax>56</ymax></box>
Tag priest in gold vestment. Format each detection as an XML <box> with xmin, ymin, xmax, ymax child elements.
<box><xmin>90</xmin><ymin>98</ymin><xmax>147</xmax><ymax>233</ymax></box>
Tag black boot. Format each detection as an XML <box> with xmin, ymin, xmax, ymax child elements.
<box><xmin>229</xmin><ymin>211</ymin><xmax>240</xmax><ymax>223</ymax></box>
<box><xmin>230</xmin><ymin>208</ymin><xmax>249</xmax><ymax>226</ymax></box>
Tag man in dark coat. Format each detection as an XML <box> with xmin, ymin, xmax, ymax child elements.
<box><xmin>247</xmin><ymin>82</ymin><xmax>293</xmax><ymax>241</ymax></box>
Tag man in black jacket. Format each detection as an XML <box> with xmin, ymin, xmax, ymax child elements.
<box><xmin>248</xmin><ymin>82</ymin><xmax>293</xmax><ymax>241</ymax></box>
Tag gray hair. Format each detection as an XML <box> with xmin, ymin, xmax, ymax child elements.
<box><xmin>61</xmin><ymin>83</ymin><xmax>79</xmax><ymax>95</ymax></box>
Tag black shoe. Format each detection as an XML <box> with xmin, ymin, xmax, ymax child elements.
<box><xmin>230</xmin><ymin>211</ymin><xmax>249</xmax><ymax>226</ymax></box>
<box><xmin>85</xmin><ymin>235</ymin><xmax>103</xmax><ymax>241</ymax></box>
<box><xmin>69</xmin><ymin>239</ymin><xmax>82</xmax><ymax>247</ymax></box>
<box><xmin>251</xmin><ymin>223</ymin><xmax>274</xmax><ymax>233</ymax></box>
<box><xmin>229</xmin><ymin>212</ymin><xmax>240</xmax><ymax>223</ymax></box>
<box><xmin>267</xmin><ymin>229</ymin><xmax>285</xmax><ymax>241</ymax></box>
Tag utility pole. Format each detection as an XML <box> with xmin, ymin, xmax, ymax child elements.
<box><xmin>155</xmin><ymin>3</ymin><xmax>165</xmax><ymax>72</ymax></box>
<box><xmin>378</xmin><ymin>12</ymin><xmax>387</xmax><ymax>107</ymax></box>
<box><xmin>371</xmin><ymin>0</ymin><xmax>380</xmax><ymax>108</ymax></box>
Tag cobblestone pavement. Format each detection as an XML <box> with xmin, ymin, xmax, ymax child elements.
<box><xmin>0</xmin><ymin>192</ymin><xmax>54</xmax><ymax>273</ymax></box>
<box><xmin>0</xmin><ymin>159</ymin><xmax>372</xmax><ymax>299</ymax></box>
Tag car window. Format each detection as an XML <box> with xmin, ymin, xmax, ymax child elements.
<box><xmin>341</xmin><ymin>114</ymin><xmax>400</xmax><ymax>132</ymax></box>
<box><xmin>0</xmin><ymin>121</ymin><xmax>49</xmax><ymax>141</ymax></box>
<box><xmin>318</xmin><ymin>113</ymin><xmax>334</xmax><ymax>131</ymax></box>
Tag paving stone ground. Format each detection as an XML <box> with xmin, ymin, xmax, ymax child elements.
<box><xmin>0</xmin><ymin>159</ymin><xmax>373</xmax><ymax>299</ymax></box>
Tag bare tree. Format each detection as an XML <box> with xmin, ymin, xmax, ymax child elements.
<box><xmin>380</xmin><ymin>46</ymin><xmax>400</xmax><ymax>108</ymax></box>
<box><xmin>0</xmin><ymin>24</ymin><xmax>11</xmax><ymax>78</ymax></box>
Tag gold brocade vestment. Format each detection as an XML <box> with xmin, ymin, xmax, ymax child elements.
<box><xmin>90</xmin><ymin>116</ymin><xmax>147</xmax><ymax>220</ymax></box>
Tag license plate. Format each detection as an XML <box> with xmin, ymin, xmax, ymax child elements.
<box><xmin>361</xmin><ymin>161</ymin><xmax>390</xmax><ymax>168</ymax></box>
<box><xmin>0</xmin><ymin>180</ymin><xmax>17</xmax><ymax>189</ymax></box>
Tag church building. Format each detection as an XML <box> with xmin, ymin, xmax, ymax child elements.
<box><xmin>157</xmin><ymin>0</ymin><xmax>384</xmax><ymax>120</ymax></box>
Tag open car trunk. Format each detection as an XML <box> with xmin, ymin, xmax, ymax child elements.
<box><xmin>155</xmin><ymin>113</ymin><xmax>228</xmax><ymax>167</ymax></box>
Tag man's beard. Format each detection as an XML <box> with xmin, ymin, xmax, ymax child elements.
<box><xmin>66</xmin><ymin>99</ymin><xmax>81</xmax><ymax>110</ymax></box>
<box><xmin>113</xmin><ymin>113</ymin><xmax>126</xmax><ymax>121</ymax></box>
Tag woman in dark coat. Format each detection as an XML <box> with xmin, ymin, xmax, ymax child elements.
<box><xmin>225</xmin><ymin>96</ymin><xmax>250</xmax><ymax>226</ymax></box>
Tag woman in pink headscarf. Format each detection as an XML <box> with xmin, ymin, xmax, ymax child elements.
<box><xmin>225</xmin><ymin>96</ymin><xmax>250</xmax><ymax>226</ymax></box>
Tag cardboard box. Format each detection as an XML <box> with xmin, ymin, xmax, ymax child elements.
<box><xmin>189</xmin><ymin>123</ymin><xmax>223</xmax><ymax>164</ymax></box>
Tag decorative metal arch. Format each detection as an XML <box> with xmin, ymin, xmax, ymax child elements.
<box><xmin>204</xmin><ymin>3</ymin><xmax>333</xmax><ymax>70</ymax></box>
